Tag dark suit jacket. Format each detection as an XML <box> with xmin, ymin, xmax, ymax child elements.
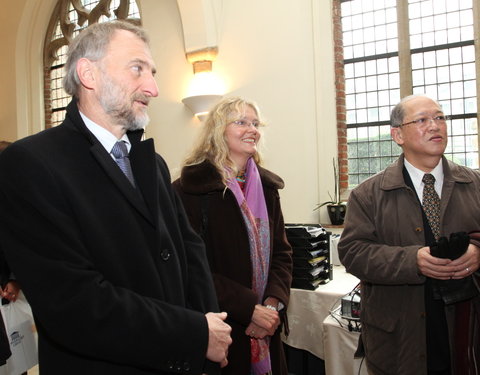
<box><xmin>173</xmin><ymin>161</ymin><xmax>292</xmax><ymax>375</ymax></box>
<box><xmin>0</xmin><ymin>99</ymin><xmax>219</xmax><ymax>374</ymax></box>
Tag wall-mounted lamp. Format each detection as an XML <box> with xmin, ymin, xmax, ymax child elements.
<box><xmin>182</xmin><ymin>94</ymin><xmax>222</xmax><ymax>120</ymax></box>
<box><xmin>182</xmin><ymin>48</ymin><xmax>224</xmax><ymax>120</ymax></box>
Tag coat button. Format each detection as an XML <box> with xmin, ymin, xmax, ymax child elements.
<box><xmin>166</xmin><ymin>361</ymin><xmax>174</xmax><ymax>370</ymax></box>
<box><xmin>175</xmin><ymin>361</ymin><xmax>182</xmax><ymax>371</ymax></box>
<box><xmin>161</xmin><ymin>249</ymin><xmax>170</xmax><ymax>261</ymax></box>
<box><xmin>183</xmin><ymin>362</ymin><xmax>191</xmax><ymax>371</ymax></box>
<box><xmin>415</xmin><ymin>227</ymin><xmax>422</xmax><ymax>232</ymax></box>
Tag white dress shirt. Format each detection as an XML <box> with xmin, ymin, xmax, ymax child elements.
<box><xmin>404</xmin><ymin>157</ymin><xmax>444</xmax><ymax>201</ymax></box>
<box><xmin>80</xmin><ymin>112</ymin><xmax>131</xmax><ymax>157</ymax></box>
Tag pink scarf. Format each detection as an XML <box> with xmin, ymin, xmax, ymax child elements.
<box><xmin>227</xmin><ymin>158</ymin><xmax>272</xmax><ymax>375</ymax></box>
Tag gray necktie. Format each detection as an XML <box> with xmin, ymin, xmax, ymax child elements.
<box><xmin>422</xmin><ymin>173</ymin><xmax>440</xmax><ymax>240</ymax></box>
<box><xmin>111</xmin><ymin>141</ymin><xmax>135</xmax><ymax>187</ymax></box>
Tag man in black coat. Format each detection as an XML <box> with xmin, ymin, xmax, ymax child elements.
<box><xmin>0</xmin><ymin>21</ymin><xmax>231</xmax><ymax>375</ymax></box>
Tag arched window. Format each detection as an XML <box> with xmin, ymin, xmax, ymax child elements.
<box><xmin>43</xmin><ymin>0</ymin><xmax>141</xmax><ymax>128</ymax></box>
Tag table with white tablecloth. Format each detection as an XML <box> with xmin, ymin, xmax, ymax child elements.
<box><xmin>323</xmin><ymin>314</ymin><xmax>368</xmax><ymax>375</ymax></box>
<box><xmin>282</xmin><ymin>265</ymin><xmax>360</xmax><ymax>359</ymax></box>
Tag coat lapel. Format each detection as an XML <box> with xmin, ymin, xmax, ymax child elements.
<box><xmin>129</xmin><ymin>137</ymin><xmax>158</xmax><ymax>226</ymax></box>
<box><xmin>65</xmin><ymin>99</ymin><xmax>155</xmax><ymax>226</ymax></box>
<box><xmin>90</xmin><ymin>143</ymin><xmax>154</xmax><ymax>226</ymax></box>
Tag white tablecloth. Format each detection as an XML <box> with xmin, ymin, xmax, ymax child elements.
<box><xmin>323</xmin><ymin>314</ymin><xmax>368</xmax><ymax>375</ymax></box>
<box><xmin>282</xmin><ymin>265</ymin><xmax>359</xmax><ymax>359</ymax></box>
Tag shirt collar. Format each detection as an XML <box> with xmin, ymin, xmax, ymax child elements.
<box><xmin>404</xmin><ymin>157</ymin><xmax>444</xmax><ymax>198</ymax></box>
<box><xmin>80</xmin><ymin>112</ymin><xmax>131</xmax><ymax>153</ymax></box>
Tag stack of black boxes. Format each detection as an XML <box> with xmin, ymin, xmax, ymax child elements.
<box><xmin>285</xmin><ymin>224</ymin><xmax>332</xmax><ymax>290</ymax></box>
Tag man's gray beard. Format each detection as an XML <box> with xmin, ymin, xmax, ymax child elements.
<box><xmin>99</xmin><ymin>78</ymin><xmax>150</xmax><ymax>131</ymax></box>
<box><xmin>118</xmin><ymin>109</ymin><xmax>150</xmax><ymax>131</ymax></box>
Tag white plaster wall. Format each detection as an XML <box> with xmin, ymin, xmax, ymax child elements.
<box><xmin>1</xmin><ymin>0</ymin><xmax>28</xmax><ymax>142</ymax></box>
<box><xmin>141</xmin><ymin>0</ymin><xmax>337</xmax><ymax>224</ymax></box>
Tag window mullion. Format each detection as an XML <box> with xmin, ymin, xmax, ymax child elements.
<box><xmin>473</xmin><ymin>0</ymin><xmax>480</xmax><ymax>168</ymax></box>
<box><xmin>396</xmin><ymin>0</ymin><xmax>412</xmax><ymax>98</ymax></box>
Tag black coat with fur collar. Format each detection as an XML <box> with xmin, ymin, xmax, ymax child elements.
<box><xmin>173</xmin><ymin>160</ymin><xmax>292</xmax><ymax>375</ymax></box>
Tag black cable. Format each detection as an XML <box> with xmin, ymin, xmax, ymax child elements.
<box><xmin>357</xmin><ymin>355</ymin><xmax>365</xmax><ymax>375</ymax></box>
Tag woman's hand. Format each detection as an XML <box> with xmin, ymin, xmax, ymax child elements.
<box><xmin>249</xmin><ymin>304</ymin><xmax>280</xmax><ymax>336</ymax></box>
<box><xmin>245</xmin><ymin>321</ymin><xmax>269</xmax><ymax>339</ymax></box>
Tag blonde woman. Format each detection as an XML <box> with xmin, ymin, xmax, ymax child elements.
<box><xmin>173</xmin><ymin>97</ymin><xmax>292</xmax><ymax>375</ymax></box>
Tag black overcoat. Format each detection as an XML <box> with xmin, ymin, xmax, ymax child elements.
<box><xmin>0</xmin><ymin>99</ymin><xmax>219</xmax><ymax>374</ymax></box>
<box><xmin>173</xmin><ymin>161</ymin><xmax>292</xmax><ymax>375</ymax></box>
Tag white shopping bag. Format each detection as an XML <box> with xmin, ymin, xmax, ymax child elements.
<box><xmin>0</xmin><ymin>292</ymin><xmax>37</xmax><ymax>375</ymax></box>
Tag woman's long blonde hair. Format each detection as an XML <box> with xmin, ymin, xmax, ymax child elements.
<box><xmin>183</xmin><ymin>97</ymin><xmax>264</xmax><ymax>186</ymax></box>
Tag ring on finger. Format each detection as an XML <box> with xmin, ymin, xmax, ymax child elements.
<box><xmin>466</xmin><ymin>267</ymin><xmax>470</xmax><ymax>273</ymax></box>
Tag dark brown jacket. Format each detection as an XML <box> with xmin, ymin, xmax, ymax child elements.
<box><xmin>339</xmin><ymin>155</ymin><xmax>480</xmax><ymax>375</ymax></box>
<box><xmin>173</xmin><ymin>161</ymin><xmax>293</xmax><ymax>375</ymax></box>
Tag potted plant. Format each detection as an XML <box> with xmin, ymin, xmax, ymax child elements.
<box><xmin>314</xmin><ymin>157</ymin><xmax>347</xmax><ymax>225</ymax></box>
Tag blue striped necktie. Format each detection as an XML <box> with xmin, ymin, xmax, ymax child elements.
<box><xmin>111</xmin><ymin>141</ymin><xmax>135</xmax><ymax>187</ymax></box>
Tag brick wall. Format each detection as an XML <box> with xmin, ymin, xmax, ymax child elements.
<box><xmin>332</xmin><ymin>0</ymin><xmax>348</xmax><ymax>195</ymax></box>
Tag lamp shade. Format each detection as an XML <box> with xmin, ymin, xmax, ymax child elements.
<box><xmin>182</xmin><ymin>94</ymin><xmax>222</xmax><ymax>120</ymax></box>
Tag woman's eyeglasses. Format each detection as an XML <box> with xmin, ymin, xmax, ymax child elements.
<box><xmin>231</xmin><ymin>119</ymin><xmax>262</xmax><ymax>129</ymax></box>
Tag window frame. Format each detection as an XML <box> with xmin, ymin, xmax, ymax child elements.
<box><xmin>43</xmin><ymin>0</ymin><xmax>141</xmax><ymax>129</ymax></box>
<box><xmin>334</xmin><ymin>0</ymin><xmax>480</xmax><ymax>191</ymax></box>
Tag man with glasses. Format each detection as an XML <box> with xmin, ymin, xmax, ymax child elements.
<box><xmin>339</xmin><ymin>94</ymin><xmax>480</xmax><ymax>375</ymax></box>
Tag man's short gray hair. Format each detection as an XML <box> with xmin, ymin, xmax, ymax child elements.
<box><xmin>390</xmin><ymin>94</ymin><xmax>442</xmax><ymax>127</ymax></box>
<box><xmin>63</xmin><ymin>20</ymin><xmax>149</xmax><ymax>97</ymax></box>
